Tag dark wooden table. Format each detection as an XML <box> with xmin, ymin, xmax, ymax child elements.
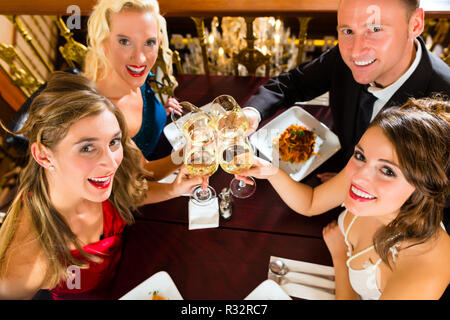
<box><xmin>96</xmin><ymin>74</ymin><xmax>341</xmax><ymax>300</ymax></box>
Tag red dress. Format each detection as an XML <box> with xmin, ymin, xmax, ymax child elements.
<box><xmin>50</xmin><ymin>201</ymin><xmax>126</xmax><ymax>299</ymax></box>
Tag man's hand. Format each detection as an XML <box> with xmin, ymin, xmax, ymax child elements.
<box><xmin>242</xmin><ymin>108</ymin><xmax>261</xmax><ymax>135</ymax></box>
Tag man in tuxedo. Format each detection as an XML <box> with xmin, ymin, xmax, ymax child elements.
<box><xmin>243</xmin><ymin>0</ymin><xmax>450</xmax><ymax>172</ymax></box>
<box><xmin>243</xmin><ymin>0</ymin><xmax>450</xmax><ymax>232</ymax></box>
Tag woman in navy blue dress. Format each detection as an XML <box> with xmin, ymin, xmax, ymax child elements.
<box><xmin>84</xmin><ymin>0</ymin><xmax>201</xmax><ymax>202</ymax></box>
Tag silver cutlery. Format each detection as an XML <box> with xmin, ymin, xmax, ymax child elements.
<box><xmin>269</xmin><ymin>259</ymin><xmax>335</xmax><ymax>281</ymax></box>
<box><xmin>269</xmin><ymin>260</ymin><xmax>335</xmax><ymax>294</ymax></box>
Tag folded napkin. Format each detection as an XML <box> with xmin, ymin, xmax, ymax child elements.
<box><xmin>188</xmin><ymin>197</ymin><xmax>219</xmax><ymax>230</ymax></box>
<box><xmin>268</xmin><ymin>256</ymin><xmax>336</xmax><ymax>300</ymax></box>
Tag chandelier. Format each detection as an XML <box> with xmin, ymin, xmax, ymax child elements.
<box><xmin>170</xmin><ymin>17</ymin><xmax>337</xmax><ymax>77</ymax></box>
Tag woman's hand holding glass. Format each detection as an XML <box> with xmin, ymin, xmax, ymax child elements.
<box><xmin>234</xmin><ymin>155</ymin><xmax>279</xmax><ymax>182</ymax></box>
<box><xmin>218</xmin><ymin>135</ymin><xmax>257</xmax><ymax>198</ymax></box>
<box><xmin>169</xmin><ymin>166</ymin><xmax>206</xmax><ymax>197</ymax></box>
<box><xmin>183</xmin><ymin>127</ymin><xmax>218</xmax><ymax>204</ymax></box>
<box><xmin>164</xmin><ymin>97</ymin><xmax>183</xmax><ymax>116</ymax></box>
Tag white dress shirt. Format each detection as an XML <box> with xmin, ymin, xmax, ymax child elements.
<box><xmin>367</xmin><ymin>39</ymin><xmax>422</xmax><ymax>121</ymax></box>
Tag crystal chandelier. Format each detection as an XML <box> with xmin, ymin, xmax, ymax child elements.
<box><xmin>171</xmin><ymin>17</ymin><xmax>337</xmax><ymax>77</ymax></box>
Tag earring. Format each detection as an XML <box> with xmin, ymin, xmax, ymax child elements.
<box><xmin>49</xmin><ymin>166</ymin><xmax>55</xmax><ymax>172</ymax></box>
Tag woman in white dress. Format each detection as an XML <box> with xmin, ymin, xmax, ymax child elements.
<box><xmin>237</xmin><ymin>97</ymin><xmax>450</xmax><ymax>299</ymax></box>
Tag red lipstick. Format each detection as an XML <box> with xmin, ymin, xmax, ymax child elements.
<box><xmin>126</xmin><ymin>65</ymin><xmax>146</xmax><ymax>77</ymax></box>
<box><xmin>88</xmin><ymin>175</ymin><xmax>112</xmax><ymax>190</ymax></box>
<box><xmin>349</xmin><ymin>184</ymin><xmax>376</xmax><ymax>202</ymax></box>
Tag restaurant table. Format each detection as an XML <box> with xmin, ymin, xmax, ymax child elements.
<box><xmin>146</xmin><ymin>74</ymin><xmax>341</xmax><ymax>239</ymax></box>
<box><xmin>98</xmin><ymin>74</ymin><xmax>342</xmax><ymax>301</ymax></box>
<box><xmin>62</xmin><ymin>74</ymin><xmax>342</xmax><ymax>301</ymax></box>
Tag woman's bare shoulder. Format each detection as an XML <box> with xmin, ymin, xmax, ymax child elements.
<box><xmin>0</xmin><ymin>206</ymin><xmax>49</xmax><ymax>298</ymax></box>
<box><xmin>380</xmin><ymin>230</ymin><xmax>450</xmax><ymax>299</ymax></box>
<box><xmin>401</xmin><ymin>229</ymin><xmax>450</xmax><ymax>262</ymax></box>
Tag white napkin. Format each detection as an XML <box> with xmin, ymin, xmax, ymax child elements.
<box><xmin>157</xmin><ymin>172</ymin><xmax>178</xmax><ymax>184</ymax></box>
<box><xmin>188</xmin><ymin>197</ymin><xmax>219</xmax><ymax>230</ymax></box>
<box><xmin>269</xmin><ymin>256</ymin><xmax>336</xmax><ymax>300</ymax></box>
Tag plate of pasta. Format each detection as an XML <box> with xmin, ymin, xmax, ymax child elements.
<box><xmin>249</xmin><ymin>106</ymin><xmax>340</xmax><ymax>181</ymax></box>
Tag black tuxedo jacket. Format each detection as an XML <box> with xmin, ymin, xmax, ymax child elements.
<box><xmin>245</xmin><ymin>37</ymin><xmax>450</xmax><ymax>166</ymax></box>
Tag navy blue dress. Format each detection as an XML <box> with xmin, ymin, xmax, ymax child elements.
<box><xmin>131</xmin><ymin>74</ymin><xmax>167</xmax><ymax>161</ymax></box>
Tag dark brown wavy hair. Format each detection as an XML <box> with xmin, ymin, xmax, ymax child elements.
<box><xmin>369</xmin><ymin>96</ymin><xmax>449</xmax><ymax>267</ymax></box>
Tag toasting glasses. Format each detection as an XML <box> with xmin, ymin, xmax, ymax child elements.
<box><xmin>212</xmin><ymin>95</ymin><xmax>256</xmax><ymax>198</ymax></box>
<box><xmin>171</xmin><ymin>96</ymin><xmax>256</xmax><ymax>201</ymax></box>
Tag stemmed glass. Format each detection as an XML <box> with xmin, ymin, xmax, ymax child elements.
<box><xmin>210</xmin><ymin>95</ymin><xmax>249</xmax><ymax>139</ymax></box>
<box><xmin>171</xmin><ymin>101</ymin><xmax>214</xmax><ymax>146</ymax></box>
<box><xmin>183</xmin><ymin>128</ymin><xmax>219</xmax><ymax>205</ymax></box>
<box><xmin>218</xmin><ymin>129</ymin><xmax>256</xmax><ymax>199</ymax></box>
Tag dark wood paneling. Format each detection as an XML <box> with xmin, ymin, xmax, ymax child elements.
<box><xmin>0</xmin><ymin>70</ymin><xmax>26</xmax><ymax>112</ymax></box>
<box><xmin>0</xmin><ymin>92</ymin><xmax>15</xmax><ymax>127</ymax></box>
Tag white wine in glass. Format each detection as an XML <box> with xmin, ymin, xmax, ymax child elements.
<box><xmin>219</xmin><ymin>136</ymin><xmax>256</xmax><ymax>199</ymax></box>
<box><xmin>171</xmin><ymin>101</ymin><xmax>214</xmax><ymax>145</ymax></box>
<box><xmin>185</xmin><ymin>146</ymin><xmax>219</xmax><ymax>177</ymax></box>
<box><xmin>211</xmin><ymin>95</ymin><xmax>249</xmax><ymax>139</ymax></box>
<box><xmin>184</xmin><ymin>138</ymin><xmax>219</xmax><ymax>204</ymax></box>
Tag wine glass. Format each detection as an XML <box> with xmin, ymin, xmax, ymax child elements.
<box><xmin>218</xmin><ymin>135</ymin><xmax>256</xmax><ymax>199</ymax></box>
<box><xmin>171</xmin><ymin>101</ymin><xmax>214</xmax><ymax>146</ymax></box>
<box><xmin>183</xmin><ymin>133</ymin><xmax>219</xmax><ymax>205</ymax></box>
<box><xmin>210</xmin><ymin>95</ymin><xmax>249</xmax><ymax>139</ymax></box>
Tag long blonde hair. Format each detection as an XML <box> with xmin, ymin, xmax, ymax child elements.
<box><xmin>0</xmin><ymin>71</ymin><xmax>149</xmax><ymax>288</ymax></box>
<box><xmin>84</xmin><ymin>0</ymin><xmax>164</xmax><ymax>82</ymax></box>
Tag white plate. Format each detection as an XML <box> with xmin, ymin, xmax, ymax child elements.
<box><xmin>163</xmin><ymin>103</ymin><xmax>212</xmax><ymax>150</ymax></box>
<box><xmin>119</xmin><ymin>271</ymin><xmax>183</xmax><ymax>300</ymax></box>
<box><xmin>249</xmin><ymin>106</ymin><xmax>340</xmax><ymax>181</ymax></box>
<box><xmin>244</xmin><ymin>279</ymin><xmax>292</xmax><ymax>300</ymax></box>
